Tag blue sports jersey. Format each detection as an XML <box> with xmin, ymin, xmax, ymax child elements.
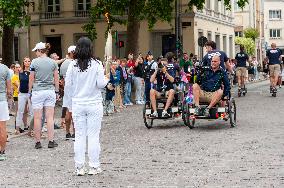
<box><xmin>235</xmin><ymin>52</ymin><xmax>249</xmax><ymax>67</ymax></box>
<box><xmin>266</xmin><ymin>48</ymin><xmax>282</xmax><ymax>65</ymax></box>
<box><xmin>202</xmin><ymin>50</ymin><xmax>229</xmax><ymax>69</ymax></box>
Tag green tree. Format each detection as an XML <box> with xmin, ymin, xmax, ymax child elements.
<box><xmin>0</xmin><ymin>0</ymin><xmax>31</xmax><ymax>67</ymax></box>
<box><xmin>84</xmin><ymin>0</ymin><xmax>249</xmax><ymax>57</ymax></box>
<box><xmin>244</xmin><ymin>27</ymin><xmax>259</xmax><ymax>41</ymax></box>
<box><xmin>235</xmin><ymin>37</ymin><xmax>255</xmax><ymax>55</ymax></box>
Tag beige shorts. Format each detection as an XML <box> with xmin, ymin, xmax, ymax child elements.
<box><xmin>269</xmin><ymin>64</ymin><xmax>281</xmax><ymax>76</ymax></box>
<box><xmin>155</xmin><ymin>89</ymin><xmax>174</xmax><ymax>99</ymax></box>
<box><xmin>200</xmin><ymin>90</ymin><xmax>215</xmax><ymax>103</ymax></box>
<box><xmin>236</xmin><ymin>67</ymin><xmax>247</xmax><ymax>77</ymax></box>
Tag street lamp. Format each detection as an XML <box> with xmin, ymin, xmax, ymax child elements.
<box><xmin>175</xmin><ymin>0</ymin><xmax>182</xmax><ymax>58</ymax></box>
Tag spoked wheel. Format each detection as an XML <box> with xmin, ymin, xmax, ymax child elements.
<box><xmin>228</xmin><ymin>98</ymin><xmax>236</xmax><ymax>127</ymax></box>
<box><xmin>183</xmin><ymin>104</ymin><xmax>195</xmax><ymax>129</ymax></box>
<box><xmin>143</xmin><ymin>105</ymin><xmax>153</xmax><ymax>129</ymax></box>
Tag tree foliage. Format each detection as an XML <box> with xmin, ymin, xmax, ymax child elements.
<box><xmin>0</xmin><ymin>0</ymin><xmax>30</xmax><ymax>35</ymax></box>
<box><xmin>235</xmin><ymin>37</ymin><xmax>255</xmax><ymax>55</ymax></box>
<box><xmin>244</xmin><ymin>27</ymin><xmax>259</xmax><ymax>41</ymax></box>
<box><xmin>84</xmin><ymin>0</ymin><xmax>249</xmax><ymax>40</ymax></box>
<box><xmin>0</xmin><ymin>0</ymin><xmax>30</xmax><ymax>66</ymax></box>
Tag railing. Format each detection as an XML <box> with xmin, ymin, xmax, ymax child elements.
<box><xmin>41</xmin><ymin>12</ymin><xmax>60</xmax><ymax>19</ymax></box>
<box><xmin>221</xmin><ymin>14</ymin><xmax>227</xmax><ymax>20</ymax></box>
<box><xmin>205</xmin><ymin>8</ymin><xmax>212</xmax><ymax>16</ymax></box>
<box><xmin>214</xmin><ymin>11</ymin><xmax>220</xmax><ymax>18</ymax></box>
<box><xmin>75</xmin><ymin>10</ymin><xmax>90</xmax><ymax>17</ymax></box>
<box><xmin>228</xmin><ymin>17</ymin><xmax>233</xmax><ymax>22</ymax></box>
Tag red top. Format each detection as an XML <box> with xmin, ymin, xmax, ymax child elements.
<box><xmin>127</xmin><ymin>60</ymin><xmax>135</xmax><ymax>68</ymax></box>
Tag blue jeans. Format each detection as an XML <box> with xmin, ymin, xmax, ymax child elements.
<box><xmin>124</xmin><ymin>81</ymin><xmax>132</xmax><ymax>104</ymax></box>
<box><xmin>145</xmin><ymin>80</ymin><xmax>151</xmax><ymax>102</ymax></box>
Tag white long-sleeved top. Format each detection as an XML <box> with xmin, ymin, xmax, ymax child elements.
<box><xmin>64</xmin><ymin>59</ymin><xmax>108</xmax><ymax>106</ymax></box>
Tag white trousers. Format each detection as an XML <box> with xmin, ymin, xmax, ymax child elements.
<box><xmin>72</xmin><ymin>102</ymin><xmax>103</xmax><ymax>169</ymax></box>
<box><xmin>133</xmin><ymin>76</ymin><xmax>143</xmax><ymax>102</ymax></box>
<box><xmin>16</xmin><ymin>93</ymin><xmax>33</xmax><ymax>127</ymax></box>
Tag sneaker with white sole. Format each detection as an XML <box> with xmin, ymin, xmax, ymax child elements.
<box><xmin>150</xmin><ymin>111</ymin><xmax>158</xmax><ymax>118</ymax></box>
<box><xmin>162</xmin><ymin>110</ymin><xmax>170</xmax><ymax>118</ymax></box>
<box><xmin>88</xmin><ymin>167</ymin><xmax>103</xmax><ymax>175</ymax></box>
<box><xmin>76</xmin><ymin>167</ymin><xmax>86</xmax><ymax>176</ymax></box>
<box><xmin>136</xmin><ymin>101</ymin><xmax>143</xmax><ymax>105</ymax></box>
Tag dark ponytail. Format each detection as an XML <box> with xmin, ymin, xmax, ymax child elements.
<box><xmin>75</xmin><ymin>37</ymin><xmax>93</xmax><ymax>72</ymax></box>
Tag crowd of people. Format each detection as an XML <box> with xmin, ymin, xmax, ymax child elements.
<box><xmin>0</xmin><ymin>37</ymin><xmax>283</xmax><ymax>177</ymax></box>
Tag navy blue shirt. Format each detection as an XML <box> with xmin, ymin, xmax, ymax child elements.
<box><xmin>202</xmin><ymin>50</ymin><xmax>229</xmax><ymax>69</ymax></box>
<box><xmin>197</xmin><ymin>67</ymin><xmax>231</xmax><ymax>97</ymax></box>
<box><xmin>19</xmin><ymin>71</ymin><xmax>30</xmax><ymax>93</ymax></box>
<box><xmin>266</xmin><ymin>48</ymin><xmax>282</xmax><ymax>65</ymax></box>
<box><xmin>154</xmin><ymin>64</ymin><xmax>176</xmax><ymax>92</ymax></box>
<box><xmin>235</xmin><ymin>52</ymin><xmax>249</xmax><ymax>67</ymax></box>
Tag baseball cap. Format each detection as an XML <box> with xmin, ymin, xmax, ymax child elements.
<box><xmin>68</xmin><ymin>45</ymin><xmax>76</xmax><ymax>53</ymax></box>
<box><xmin>32</xmin><ymin>42</ymin><xmax>46</xmax><ymax>51</ymax></box>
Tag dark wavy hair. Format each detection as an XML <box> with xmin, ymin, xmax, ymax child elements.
<box><xmin>75</xmin><ymin>37</ymin><xmax>93</xmax><ymax>72</ymax></box>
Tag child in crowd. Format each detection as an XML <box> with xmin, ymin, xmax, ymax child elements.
<box><xmin>113</xmin><ymin>60</ymin><xmax>122</xmax><ymax>112</ymax></box>
<box><xmin>105</xmin><ymin>61</ymin><xmax>120</xmax><ymax>115</ymax></box>
<box><xmin>117</xmin><ymin>59</ymin><xmax>127</xmax><ymax>108</ymax></box>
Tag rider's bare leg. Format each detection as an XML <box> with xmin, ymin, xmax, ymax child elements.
<box><xmin>150</xmin><ymin>89</ymin><xmax>157</xmax><ymax>111</ymax></box>
<box><xmin>164</xmin><ymin>89</ymin><xmax>175</xmax><ymax>111</ymax></box>
<box><xmin>193</xmin><ymin>84</ymin><xmax>201</xmax><ymax>106</ymax></box>
<box><xmin>208</xmin><ymin>89</ymin><xmax>223</xmax><ymax>109</ymax></box>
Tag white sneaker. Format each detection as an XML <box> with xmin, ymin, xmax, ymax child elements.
<box><xmin>162</xmin><ymin>110</ymin><xmax>170</xmax><ymax>118</ymax></box>
<box><xmin>150</xmin><ymin>111</ymin><xmax>158</xmax><ymax>118</ymax></box>
<box><xmin>136</xmin><ymin>101</ymin><xmax>143</xmax><ymax>105</ymax></box>
<box><xmin>76</xmin><ymin>167</ymin><xmax>86</xmax><ymax>176</ymax></box>
<box><xmin>88</xmin><ymin>167</ymin><xmax>103</xmax><ymax>175</ymax></box>
<box><xmin>42</xmin><ymin>127</ymin><xmax>47</xmax><ymax>133</ymax></box>
<box><xmin>125</xmin><ymin>102</ymin><xmax>133</xmax><ymax>106</ymax></box>
<box><xmin>140</xmin><ymin>101</ymin><xmax>145</xmax><ymax>104</ymax></box>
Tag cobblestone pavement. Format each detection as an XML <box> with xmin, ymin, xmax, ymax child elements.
<box><xmin>1</xmin><ymin>80</ymin><xmax>283</xmax><ymax>188</ymax></box>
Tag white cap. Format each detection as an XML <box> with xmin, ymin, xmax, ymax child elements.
<box><xmin>68</xmin><ymin>45</ymin><xmax>76</xmax><ymax>53</ymax></box>
<box><xmin>32</xmin><ymin>42</ymin><xmax>46</xmax><ymax>51</ymax></box>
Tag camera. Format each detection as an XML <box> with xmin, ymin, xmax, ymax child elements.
<box><xmin>157</xmin><ymin>62</ymin><xmax>165</xmax><ymax>74</ymax></box>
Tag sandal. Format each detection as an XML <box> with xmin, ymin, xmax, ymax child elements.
<box><xmin>60</xmin><ymin>121</ymin><xmax>66</xmax><ymax>129</ymax></box>
<box><xmin>27</xmin><ymin>130</ymin><xmax>34</xmax><ymax>137</ymax></box>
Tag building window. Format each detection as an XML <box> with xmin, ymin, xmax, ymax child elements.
<box><xmin>75</xmin><ymin>0</ymin><xmax>91</xmax><ymax>17</ymax></box>
<box><xmin>43</xmin><ymin>0</ymin><xmax>60</xmax><ymax>19</ymax></box>
<box><xmin>74</xmin><ymin>34</ymin><xmax>89</xmax><ymax>44</ymax></box>
<box><xmin>269</xmin><ymin>10</ymin><xmax>281</xmax><ymax>20</ymax></box>
<box><xmin>207</xmin><ymin>32</ymin><xmax>212</xmax><ymax>41</ymax></box>
<box><xmin>223</xmin><ymin>35</ymin><xmax>227</xmax><ymax>52</ymax></box>
<box><xmin>77</xmin><ymin>0</ymin><xmax>91</xmax><ymax>11</ymax></box>
<box><xmin>269</xmin><ymin>29</ymin><xmax>281</xmax><ymax>38</ymax></box>
<box><xmin>47</xmin><ymin>0</ymin><xmax>60</xmax><ymax>12</ymax></box>
<box><xmin>215</xmin><ymin>34</ymin><xmax>220</xmax><ymax>49</ymax></box>
<box><xmin>235</xmin><ymin>31</ymin><xmax>243</xmax><ymax>37</ymax></box>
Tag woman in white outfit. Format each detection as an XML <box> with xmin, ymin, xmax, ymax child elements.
<box><xmin>16</xmin><ymin>57</ymin><xmax>33</xmax><ymax>133</ymax></box>
<box><xmin>0</xmin><ymin>62</ymin><xmax>12</xmax><ymax>161</ymax></box>
<box><xmin>29</xmin><ymin>42</ymin><xmax>59</xmax><ymax>149</ymax></box>
<box><xmin>65</xmin><ymin>37</ymin><xmax>109</xmax><ymax>176</ymax></box>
